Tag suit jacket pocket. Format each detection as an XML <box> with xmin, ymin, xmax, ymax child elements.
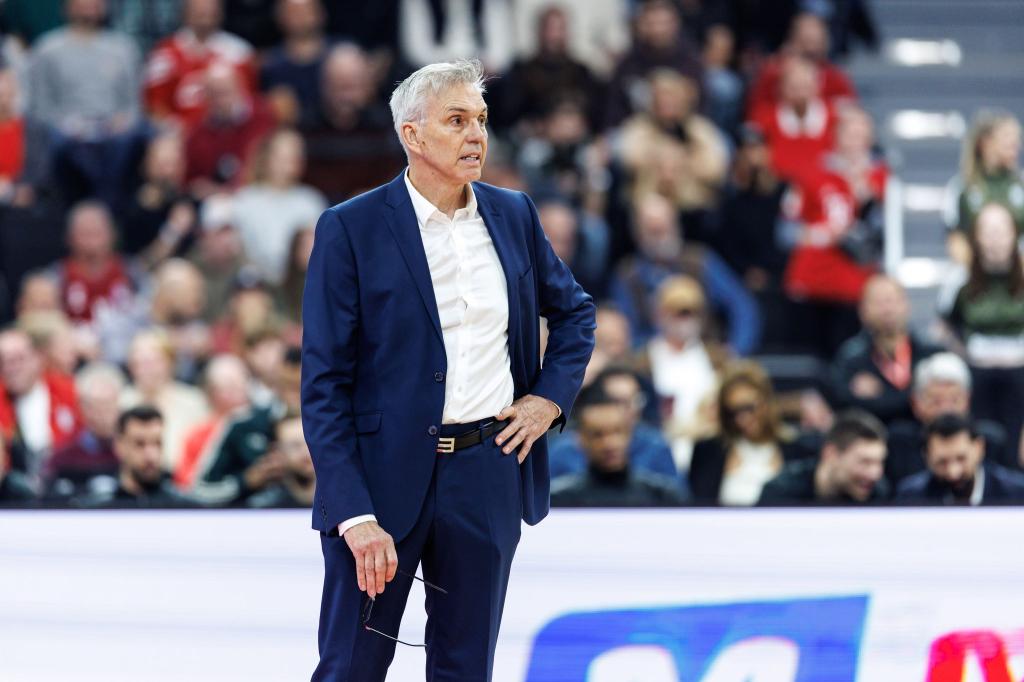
<box><xmin>354</xmin><ymin>411</ymin><xmax>382</xmax><ymax>434</ymax></box>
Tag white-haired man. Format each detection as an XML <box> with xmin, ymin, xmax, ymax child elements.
<box><xmin>301</xmin><ymin>60</ymin><xmax>595</xmax><ymax>680</ymax></box>
<box><xmin>885</xmin><ymin>352</ymin><xmax>1015</xmax><ymax>487</ymax></box>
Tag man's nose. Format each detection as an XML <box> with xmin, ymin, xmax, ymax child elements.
<box><xmin>466</xmin><ymin>119</ymin><xmax>485</xmax><ymax>140</ymax></box>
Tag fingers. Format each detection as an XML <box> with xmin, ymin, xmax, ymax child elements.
<box><xmin>354</xmin><ymin>548</ymin><xmax>367</xmax><ymax>593</ymax></box>
<box><xmin>385</xmin><ymin>538</ymin><xmax>398</xmax><ymax>583</ymax></box>
<box><xmin>517</xmin><ymin>439</ymin><xmax>533</xmax><ymax>464</ymax></box>
<box><xmin>372</xmin><ymin>543</ymin><xmax>387</xmax><ymax>596</ymax></box>
<box><xmin>502</xmin><ymin>426</ymin><xmax>530</xmax><ymax>456</ymax></box>
<box><xmin>495</xmin><ymin>418</ymin><xmax>522</xmax><ymax>450</ymax></box>
<box><xmin>364</xmin><ymin>552</ymin><xmax>378</xmax><ymax>598</ymax></box>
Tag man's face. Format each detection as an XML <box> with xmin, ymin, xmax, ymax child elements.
<box><xmin>69</xmin><ymin>208</ymin><xmax>114</xmax><ymax>261</ymax></box>
<box><xmin>0</xmin><ymin>332</ymin><xmax>43</xmax><ymax>397</ymax></box>
<box><xmin>276</xmin><ymin>418</ymin><xmax>314</xmax><ymax>479</ymax></box>
<box><xmin>914</xmin><ymin>381</ymin><xmax>969</xmax><ymax>424</ymax></box>
<box><xmin>67</xmin><ymin>0</ymin><xmax>106</xmax><ymax>26</ymax></box>
<box><xmin>635</xmin><ymin>198</ymin><xmax>680</xmax><ymax>261</ymax></box>
<box><xmin>276</xmin><ymin>362</ymin><xmax>302</xmax><ymax>412</ymax></box>
<box><xmin>926</xmin><ymin>432</ymin><xmax>984</xmax><ymax>498</ymax></box>
<box><xmin>602</xmin><ymin>374</ymin><xmax>644</xmax><ymax>425</ymax></box>
<box><xmin>405</xmin><ymin>82</ymin><xmax>488</xmax><ymax>187</ymax></box>
<box><xmin>538</xmin><ymin>204</ymin><xmax>577</xmax><ymax>263</ymax></box>
<box><xmin>827</xmin><ymin>439</ymin><xmax>886</xmax><ymax>502</ymax></box>
<box><xmin>81</xmin><ymin>380</ymin><xmax>121</xmax><ymax>439</ymax></box>
<box><xmin>577</xmin><ymin>403</ymin><xmax>631</xmax><ymax>473</ymax></box>
<box><xmin>186</xmin><ymin>0</ymin><xmax>222</xmax><ymax>34</ymax></box>
<box><xmin>859</xmin><ymin>278</ymin><xmax>908</xmax><ymax>337</ymax></box>
<box><xmin>115</xmin><ymin>419</ymin><xmax>165</xmax><ymax>485</ymax></box>
<box><xmin>278</xmin><ymin>0</ymin><xmax>322</xmax><ymax>37</ymax></box>
<box><xmin>594</xmin><ymin>310</ymin><xmax>631</xmax><ymax>361</ymax></box>
<box><xmin>636</xmin><ymin>3</ymin><xmax>680</xmax><ymax>50</ymax></box>
<box><xmin>790</xmin><ymin>14</ymin><xmax>829</xmax><ymax>61</ymax></box>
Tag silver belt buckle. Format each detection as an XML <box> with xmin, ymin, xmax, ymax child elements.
<box><xmin>436</xmin><ymin>436</ymin><xmax>456</xmax><ymax>454</ymax></box>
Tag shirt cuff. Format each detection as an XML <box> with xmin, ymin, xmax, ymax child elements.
<box><xmin>337</xmin><ymin>514</ymin><xmax>377</xmax><ymax>537</ymax></box>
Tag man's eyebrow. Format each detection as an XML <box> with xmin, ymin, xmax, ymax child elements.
<box><xmin>444</xmin><ymin>105</ymin><xmax>488</xmax><ymax>115</ymax></box>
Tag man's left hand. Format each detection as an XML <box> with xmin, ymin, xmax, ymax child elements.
<box><xmin>494</xmin><ymin>395</ymin><xmax>560</xmax><ymax>464</ymax></box>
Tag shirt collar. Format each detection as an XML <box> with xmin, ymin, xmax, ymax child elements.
<box><xmin>404</xmin><ymin>170</ymin><xmax>478</xmax><ymax>229</ymax></box>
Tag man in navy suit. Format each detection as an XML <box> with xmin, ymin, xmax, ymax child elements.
<box><xmin>301</xmin><ymin>59</ymin><xmax>596</xmax><ymax>681</ymax></box>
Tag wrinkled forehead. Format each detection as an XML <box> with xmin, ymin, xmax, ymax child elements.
<box><xmin>424</xmin><ymin>82</ymin><xmax>487</xmax><ymax>118</ymax></box>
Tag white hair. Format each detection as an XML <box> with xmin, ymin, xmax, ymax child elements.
<box><xmin>75</xmin><ymin>362</ymin><xmax>127</xmax><ymax>398</ymax></box>
<box><xmin>914</xmin><ymin>352</ymin><xmax>972</xmax><ymax>394</ymax></box>
<box><xmin>388</xmin><ymin>59</ymin><xmax>486</xmax><ymax>153</ymax></box>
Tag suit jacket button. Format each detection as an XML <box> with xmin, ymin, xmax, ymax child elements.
<box><xmin>428</xmin><ymin>425</ymin><xmax>438</xmax><ymax>436</ymax></box>
<box><xmin>434</xmin><ymin>371</ymin><xmax>445</xmax><ymax>382</ymax></box>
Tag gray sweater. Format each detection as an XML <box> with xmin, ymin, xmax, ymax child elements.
<box><xmin>28</xmin><ymin>27</ymin><xmax>141</xmax><ymax>134</ymax></box>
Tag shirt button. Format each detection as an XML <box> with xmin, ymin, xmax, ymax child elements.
<box><xmin>428</xmin><ymin>425</ymin><xmax>438</xmax><ymax>436</ymax></box>
<box><xmin>434</xmin><ymin>371</ymin><xmax>445</xmax><ymax>382</ymax></box>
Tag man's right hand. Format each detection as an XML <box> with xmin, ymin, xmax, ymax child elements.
<box><xmin>343</xmin><ymin>521</ymin><xmax>398</xmax><ymax>598</ymax></box>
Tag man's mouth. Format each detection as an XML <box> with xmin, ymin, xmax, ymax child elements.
<box><xmin>459</xmin><ymin>153</ymin><xmax>481</xmax><ymax>162</ymax></box>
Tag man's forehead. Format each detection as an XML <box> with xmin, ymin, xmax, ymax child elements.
<box><xmin>431</xmin><ymin>85</ymin><xmax>487</xmax><ymax>113</ymax></box>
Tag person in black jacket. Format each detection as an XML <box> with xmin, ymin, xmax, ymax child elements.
<box><xmin>690</xmin><ymin>360</ymin><xmax>817</xmax><ymax>505</ymax></box>
<box><xmin>830</xmin><ymin>275</ymin><xmax>943</xmax><ymax>423</ymax></box>
<box><xmin>551</xmin><ymin>383</ymin><xmax>686</xmax><ymax>508</ymax></box>
<box><xmin>895</xmin><ymin>413</ymin><xmax>1024</xmax><ymax>506</ymax></box>
<box><xmin>885</xmin><ymin>352</ymin><xmax>1012</xmax><ymax>488</ymax></box>
<box><xmin>73</xmin><ymin>406</ymin><xmax>199</xmax><ymax>509</ymax></box>
<box><xmin>759</xmin><ymin>409</ymin><xmax>889</xmax><ymax>505</ymax></box>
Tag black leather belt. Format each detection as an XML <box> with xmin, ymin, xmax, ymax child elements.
<box><xmin>436</xmin><ymin>419</ymin><xmax>510</xmax><ymax>454</ymax></box>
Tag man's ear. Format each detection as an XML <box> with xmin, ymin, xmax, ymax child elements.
<box><xmin>401</xmin><ymin>122</ymin><xmax>420</xmax><ymax>154</ymax></box>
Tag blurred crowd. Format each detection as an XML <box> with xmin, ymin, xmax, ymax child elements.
<box><xmin>0</xmin><ymin>0</ymin><xmax>1023</xmax><ymax>510</ymax></box>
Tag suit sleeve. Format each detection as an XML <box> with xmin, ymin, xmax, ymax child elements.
<box><xmin>522</xmin><ymin>193</ymin><xmax>596</xmax><ymax>431</ymax></box>
<box><xmin>301</xmin><ymin>209</ymin><xmax>375</xmax><ymax>531</ymax></box>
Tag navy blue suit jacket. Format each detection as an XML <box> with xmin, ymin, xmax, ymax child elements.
<box><xmin>301</xmin><ymin>171</ymin><xmax>596</xmax><ymax>541</ymax></box>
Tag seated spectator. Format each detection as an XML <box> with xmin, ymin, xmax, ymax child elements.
<box><xmin>210</xmin><ymin>267</ymin><xmax>281</xmax><ymax>356</ymax></box>
<box><xmin>15</xmin><ymin>272</ymin><xmax>63</xmax><ymax>319</ymax></box>
<box><xmin>550</xmin><ymin>382</ymin><xmax>686</xmax><ymax>507</ymax></box>
<box><xmin>511</xmin><ymin>0</ymin><xmax>629</xmax><ymax>78</ymax></box>
<box><xmin>17</xmin><ymin>310</ymin><xmax>84</xmax><ymax>376</ymax></box>
<box><xmin>121</xmin><ymin>329</ymin><xmax>210</xmax><ymax>472</ymax></box>
<box><xmin>493</xmin><ymin>5</ymin><xmax>602</xmax><ymax>132</ymax></box>
<box><xmin>690</xmin><ymin>360</ymin><xmax>817</xmax><ymax>505</ymax></box>
<box><xmin>618</xmin><ymin>69</ymin><xmax>728</xmax><ymax>224</ymax></box>
<box><xmin>585</xmin><ymin>305</ymin><xmax>634</xmax><ymax>381</ymax></box>
<box><xmin>638</xmin><ymin>276</ymin><xmax>722</xmax><ymax>459</ymax></box>
<box><xmin>831</xmin><ymin>275</ymin><xmax>943</xmax><ymax>423</ymax></box>
<box><xmin>43</xmin><ymin>362</ymin><xmax>124</xmax><ymax>499</ymax></box>
<box><xmin>185</xmin><ymin>347</ymin><xmax>299</xmax><ymax>505</ymax></box>
<box><xmin>117</xmin><ymin>133</ymin><xmax>196</xmax><ymax>260</ymax></box>
<box><xmin>53</xmin><ymin>202</ymin><xmax>137</xmax><ymax>324</ymax></box>
<box><xmin>246</xmin><ymin>409</ymin><xmax>314</xmax><ymax>508</ymax></box>
<box><xmin>276</xmin><ymin>227</ymin><xmax>314</xmax><ymax>331</ymax></box>
<box><xmin>29</xmin><ymin>0</ymin><xmax>146</xmax><ymax>209</ymax></box>
<box><xmin>173</xmin><ymin>353</ymin><xmax>255</xmax><ymax>488</ymax></box>
<box><xmin>187</xmin><ymin>194</ymin><xmax>249</xmax><ymax>322</ymax></box>
<box><xmin>537</xmin><ymin>197</ymin><xmax>609</xmax><ymax>300</ymax></box>
<box><xmin>148</xmin><ymin>258</ymin><xmax>213</xmax><ymax>383</ymax></box>
<box><xmin>746</xmin><ymin>12</ymin><xmax>857</xmax><ymax>117</ymax></box>
<box><xmin>946</xmin><ymin>203</ymin><xmax>1024</xmax><ymax>453</ymax></box>
<box><xmin>0</xmin><ymin>327</ymin><xmax>82</xmax><ymax>485</ymax></box>
<box><xmin>517</xmin><ymin>99</ymin><xmax>603</xmax><ymax>210</ymax></box>
<box><xmin>610</xmin><ymin>192</ymin><xmax>760</xmax><ymax>353</ymax></box>
<box><xmin>886</xmin><ymin>353</ymin><xmax>1013</xmax><ymax>487</ymax></box>
<box><xmin>946</xmin><ymin>110</ymin><xmax>1023</xmax><ymax>264</ymax></box>
<box><xmin>713</xmin><ymin>124</ymin><xmax>790</xmax><ymax>348</ymax></box>
<box><xmin>73</xmin><ymin>405</ymin><xmax>199</xmax><ymax>508</ymax></box>
<box><xmin>261</xmin><ymin>0</ymin><xmax>329</xmax><ymax>128</ymax></box>
<box><xmin>185</xmin><ymin>62</ymin><xmax>275</xmax><ymax>197</ymax></box>
<box><xmin>550</xmin><ymin>365</ymin><xmax>678</xmax><ymax>483</ymax></box>
<box><xmin>781</xmin><ymin>107</ymin><xmax>884</xmax><ymax>358</ymax></box>
<box><xmin>896</xmin><ymin>414</ymin><xmax>1024</xmax><ymax>506</ymax></box>
<box><xmin>398</xmin><ymin>0</ymin><xmax>514</xmax><ymax>73</ymax></box>
<box><xmin>0</xmin><ymin>433</ymin><xmax>36</xmax><ymax>506</ymax></box>
<box><xmin>144</xmin><ymin>0</ymin><xmax>258</xmax><ymax>129</ymax></box>
<box><xmin>233</xmin><ymin>128</ymin><xmax>325</xmax><ymax>284</ymax></box>
<box><xmin>243</xmin><ymin>327</ymin><xmax>287</xmax><ymax>409</ymax></box>
<box><xmin>605</xmin><ymin>0</ymin><xmax>703</xmax><ymax>128</ymax></box>
<box><xmin>301</xmin><ymin>43</ymin><xmax>404</xmax><ymax>202</ymax></box>
<box><xmin>0</xmin><ymin>67</ymin><xmax>46</xmax><ymax>208</ymax></box>
<box><xmin>701</xmin><ymin>24</ymin><xmax>744</xmax><ymax>138</ymax></box>
<box><xmin>750</xmin><ymin>56</ymin><xmax>836</xmax><ymax>185</ymax></box>
<box><xmin>759</xmin><ymin>409</ymin><xmax>889</xmax><ymax>505</ymax></box>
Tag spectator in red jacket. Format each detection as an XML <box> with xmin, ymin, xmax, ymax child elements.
<box><xmin>0</xmin><ymin>327</ymin><xmax>83</xmax><ymax>484</ymax></box>
<box><xmin>185</xmin><ymin>63</ymin><xmax>275</xmax><ymax>198</ymax></box>
<box><xmin>750</xmin><ymin>56</ymin><xmax>837</xmax><ymax>185</ymax></box>
<box><xmin>144</xmin><ymin>0</ymin><xmax>258</xmax><ymax>129</ymax></box>
<box><xmin>55</xmin><ymin>201</ymin><xmax>136</xmax><ymax>324</ymax></box>
<box><xmin>747</xmin><ymin>12</ymin><xmax>857</xmax><ymax>118</ymax></box>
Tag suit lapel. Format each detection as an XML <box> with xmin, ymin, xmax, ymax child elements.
<box><xmin>383</xmin><ymin>172</ymin><xmax>444</xmax><ymax>347</ymax></box>
<box><xmin>475</xmin><ymin>185</ymin><xmax>521</xmax><ymax>353</ymax></box>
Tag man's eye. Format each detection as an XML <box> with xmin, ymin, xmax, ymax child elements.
<box><xmin>452</xmin><ymin>116</ymin><xmax>462</xmax><ymax>125</ymax></box>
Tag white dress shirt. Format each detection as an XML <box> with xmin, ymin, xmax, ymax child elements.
<box><xmin>338</xmin><ymin>174</ymin><xmax>516</xmax><ymax>537</ymax></box>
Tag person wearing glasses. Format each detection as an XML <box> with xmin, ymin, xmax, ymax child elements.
<box><xmin>689</xmin><ymin>360</ymin><xmax>817</xmax><ymax>506</ymax></box>
<box><xmin>301</xmin><ymin>60</ymin><xmax>596</xmax><ymax>681</ymax></box>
